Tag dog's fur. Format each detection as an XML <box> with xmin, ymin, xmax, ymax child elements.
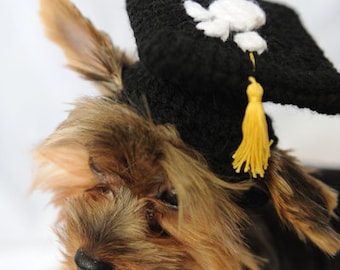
<box><xmin>34</xmin><ymin>1</ymin><xmax>340</xmax><ymax>269</ymax></box>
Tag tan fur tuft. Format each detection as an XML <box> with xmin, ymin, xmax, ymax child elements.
<box><xmin>32</xmin><ymin>143</ymin><xmax>97</xmax><ymax>205</ymax></box>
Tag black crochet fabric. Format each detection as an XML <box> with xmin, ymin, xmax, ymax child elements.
<box><xmin>119</xmin><ymin>0</ymin><xmax>340</xmax><ymax>181</ymax></box>
<box><xmin>257</xmin><ymin>2</ymin><xmax>340</xmax><ymax>114</ymax></box>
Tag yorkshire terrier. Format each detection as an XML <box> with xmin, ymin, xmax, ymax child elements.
<box><xmin>33</xmin><ymin>0</ymin><xmax>340</xmax><ymax>269</ymax></box>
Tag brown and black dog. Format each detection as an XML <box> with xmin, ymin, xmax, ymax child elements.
<box><xmin>33</xmin><ymin>1</ymin><xmax>340</xmax><ymax>269</ymax></box>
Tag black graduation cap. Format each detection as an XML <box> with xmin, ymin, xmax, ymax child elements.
<box><xmin>119</xmin><ymin>0</ymin><xmax>340</xmax><ymax>180</ymax></box>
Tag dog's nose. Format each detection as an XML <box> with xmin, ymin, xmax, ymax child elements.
<box><xmin>74</xmin><ymin>249</ymin><xmax>113</xmax><ymax>270</ymax></box>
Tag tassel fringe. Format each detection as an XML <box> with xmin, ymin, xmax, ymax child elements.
<box><xmin>232</xmin><ymin>76</ymin><xmax>272</xmax><ymax>178</ymax></box>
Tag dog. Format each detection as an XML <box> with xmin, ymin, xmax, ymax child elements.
<box><xmin>33</xmin><ymin>0</ymin><xmax>340</xmax><ymax>269</ymax></box>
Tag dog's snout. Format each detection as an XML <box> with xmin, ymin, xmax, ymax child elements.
<box><xmin>75</xmin><ymin>249</ymin><xmax>113</xmax><ymax>270</ymax></box>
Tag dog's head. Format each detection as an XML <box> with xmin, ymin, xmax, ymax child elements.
<box><xmin>34</xmin><ymin>1</ymin><xmax>340</xmax><ymax>269</ymax></box>
<box><xmin>33</xmin><ymin>96</ymin><xmax>259</xmax><ymax>270</ymax></box>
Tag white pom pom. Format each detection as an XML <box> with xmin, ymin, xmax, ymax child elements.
<box><xmin>233</xmin><ymin>31</ymin><xmax>268</xmax><ymax>55</ymax></box>
<box><xmin>184</xmin><ymin>0</ymin><xmax>212</xmax><ymax>21</ymax></box>
<box><xmin>184</xmin><ymin>0</ymin><xmax>268</xmax><ymax>52</ymax></box>
<box><xmin>209</xmin><ymin>0</ymin><xmax>266</xmax><ymax>32</ymax></box>
<box><xmin>197</xmin><ymin>18</ymin><xmax>230</xmax><ymax>41</ymax></box>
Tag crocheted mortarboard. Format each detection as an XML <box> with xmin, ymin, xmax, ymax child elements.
<box><xmin>119</xmin><ymin>0</ymin><xmax>340</xmax><ymax>181</ymax></box>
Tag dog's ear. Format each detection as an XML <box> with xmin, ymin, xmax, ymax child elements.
<box><xmin>265</xmin><ymin>149</ymin><xmax>340</xmax><ymax>255</ymax></box>
<box><xmin>40</xmin><ymin>0</ymin><xmax>134</xmax><ymax>95</ymax></box>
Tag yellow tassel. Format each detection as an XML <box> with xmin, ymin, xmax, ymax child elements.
<box><xmin>232</xmin><ymin>53</ymin><xmax>273</xmax><ymax>178</ymax></box>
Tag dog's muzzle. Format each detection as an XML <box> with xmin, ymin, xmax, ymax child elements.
<box><xmin>75</xmin><ymin>249</ymin><xmax>113</xmax><ymax>270</ymax></box>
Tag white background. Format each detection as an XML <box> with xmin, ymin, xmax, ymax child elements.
<box><xmin>0</xmin><ymin>1</ymin><xmax>339</xmax><ymax>269</ymax></box>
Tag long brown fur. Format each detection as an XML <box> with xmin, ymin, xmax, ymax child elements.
<box><xmin>34</xmin><ymin>0</ymin><xmax>340</xmax><ymax>269</ymax></box>
<box><xmin>265</xmin><ymin>149</ymin><xmax>340</xmax><ymax>255</ymax></box>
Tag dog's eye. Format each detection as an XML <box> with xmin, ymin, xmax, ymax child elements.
<box><xmin>146</xmin><ymin>205</ymin><xmax>169</xmax><ymax>238</ymax></box>
<box><xmin>94</xmin><ymin>184</ymin><xmax>111</xmax><ymax>194</ymax></box>
<box><xmin>86</xmin><ymin>184</ymin><xmax>112</xmax><ymax>198</ymax></box>
<box><xmin>89</xmin><ymin>157</ymin><xmax>104</xmax><ymax>178</ymax></box>
<box><xmin>160</xmin><ymin>190</ymin><xmax>178</xmax><ymax>209</ymax></box>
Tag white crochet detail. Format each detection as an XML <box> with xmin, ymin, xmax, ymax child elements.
<box><xmin>234</xmin><ymin>31</ymin><xmax>267</xmax><ymax>54</ymax></box>
<box><xmin>184</xmin><ymin>0</ymin><xmax>268</xmax><ymax>54</ymax></box>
